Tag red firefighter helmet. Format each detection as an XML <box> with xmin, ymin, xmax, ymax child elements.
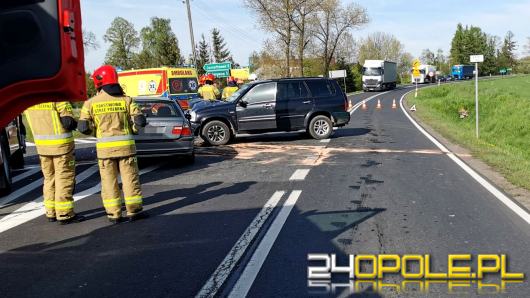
<box><xmin>91</xmin><ymin>65</ymin><xmax>119</xmax><ymax>89</ymax></box>
<box><xmin>227</xmin><ymin>76</ymin><xmax>236</xmax><ymax>83</ymax></box>
<box><xmin>206</xmin><ymin>73</ymin><xmax>216</xmax><ymax>81</ymax></box>
<box><xmin>199</xmin><ymin>75</ymin><xmax>206</xmax><ymax>85</ymax></box>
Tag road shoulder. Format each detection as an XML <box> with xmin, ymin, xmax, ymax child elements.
<box><xmin>403</xmin><ymin>96</ymin><xmax>530</xmax><ymax>212</ymax></box>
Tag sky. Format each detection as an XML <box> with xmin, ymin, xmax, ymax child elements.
<box><xmin>81</xmin><ymin>0</ymin><xmax>530</xmax><ymax>71</ymax></box>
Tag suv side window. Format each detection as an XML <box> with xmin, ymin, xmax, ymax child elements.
<box><xmin>278</xmin><ymin>81</ymin><xmax>309</xmax><ymax>99</ymax></box>
<box><xmin>242</xmin><ymin>82</ymin><xmax>277</xmax><ymax>104</ymax></box>
<box><xmin>305</xmin><ymin>80</ymin><xmax>336</xmax><ymax>97</ymax></box>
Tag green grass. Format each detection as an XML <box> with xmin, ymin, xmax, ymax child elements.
<box><xmin>407</xmin><ymin>75</ymin><xmax>530</xmax><ymax>190</ymax></box>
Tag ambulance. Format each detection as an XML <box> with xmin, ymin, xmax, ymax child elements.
<box><xmin>118</xmin><ymin>67</ymin><xmax>200</xmax><ymax>109</ymax></box>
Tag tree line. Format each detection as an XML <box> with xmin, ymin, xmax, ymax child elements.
<box><xmin>101</xmin><ymin>17</ymin><xmax>233</xmax><ymax>71</ymax></box>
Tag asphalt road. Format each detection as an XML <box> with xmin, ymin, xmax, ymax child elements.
<box><xmin>0</xmin><ymin>86</ymin><xmax>529</xmax><ymax>298</ymax></box>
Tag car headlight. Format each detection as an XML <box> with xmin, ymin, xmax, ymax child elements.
<box><xmin>188</xmin><ymin>110</ymin><xmax>197</xmax><ymax>122</ymax></box>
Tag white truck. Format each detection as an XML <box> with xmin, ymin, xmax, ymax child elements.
<box><xmin>362</xmin><ymin>60</ymin><xmax>397</xmax><ymax>91</ymax></box>
<box><xmin>411</xmin><ymin>64</ymin><xmax>437</xmax><ymax>84</ymax></box>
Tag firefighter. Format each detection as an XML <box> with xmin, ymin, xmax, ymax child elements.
<box><xmin>24</xmin><ymin>102</ymin><xmax>82</xmax><ymax>224</ymax></box>
<box><xmin>197</xmin><ymin>75</ymin><xmax>206</xmax><ymax>95</ymax></box>
<box><xmin>198</xmin><ymin>74</ymin><xmax>220</xmax><ymax>101</ymax></box>
<box><xmin>78</xmin><ymin>65</ymin><xmax>147</xmax><ymax>224</ymax></box>
<box><xmin>222</xmin><ymin>76</ymin><xmax>239</xmax><ymax>100</ymax></box>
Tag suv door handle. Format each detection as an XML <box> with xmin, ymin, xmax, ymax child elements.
<box><xmin>302</xmin><ymin>101</ymin><xmax>312</xmax><ymax>104</ymax></box>
<box><xmin>262</xmin><ymin>103</ymin><xmax>273</xmax><ymax>108</ymax></box>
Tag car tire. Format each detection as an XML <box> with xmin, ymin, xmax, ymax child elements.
<box><xmin>10</xmin><ymin>149</ymin><xmax>24</xmax><ymax>169</ymax></box>
<box><xmin>201</xmin><ymin>120</ymin><xmax>231</xmax><ymax>146</ymax></box>
<box><xmin>0</xmin><ymin>140</ymin><xmax>12</xmax><ymax>197</ymax></box>
<box><xmin>308</xmin><ymin>115</ymin><xmax>333</xmax><ymax>140</ymax></box>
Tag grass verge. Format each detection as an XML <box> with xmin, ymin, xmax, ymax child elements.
<box><xmin>407</xmin><ymin>75</ymin><xmax>530</xmax><ymax>190</ymax></box>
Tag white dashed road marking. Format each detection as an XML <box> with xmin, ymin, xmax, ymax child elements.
<box><xmin>289</xmin><ymin>169</ymin><xmax>310</xmax><ymax>181</ymax></box>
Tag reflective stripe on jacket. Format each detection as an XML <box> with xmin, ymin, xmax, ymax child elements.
<box><xmin>24</xmin><ymin>102</ymin><xmax>75</xmax><ymax>156</ymax></box>
<box><xmin>79</xmin><ymin>91</ymin><xmax>142</xmax><ymax>159</ymax></box>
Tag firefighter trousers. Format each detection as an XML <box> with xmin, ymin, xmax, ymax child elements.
<box><xmin>98</xmin><ymin>156</ymin><xmax>143</xmax><ymax>219</ymax></box>
<box><xmin>40</xmin><ymin>151</ymin><xmax>76</xmax><ymax>220</ymax></box>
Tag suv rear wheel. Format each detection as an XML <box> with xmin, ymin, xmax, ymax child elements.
<box><xmin>308</xmin><ymin>115</ymin><xmax>333</xmax><ymax>140</ymax></box>
<box><xmin>0</xmin><ymin>139</ymin><xmax>12</xmax><ymax>196</ymax></box>
<box><xmin>202</xmin><ymin>120</ymin><xmax>231</xmax><ymax>146</ymax></box>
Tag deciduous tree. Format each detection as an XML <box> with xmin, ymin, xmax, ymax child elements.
<box><xmin>138</xmin><ymin>17</ymin><xmax>182</xmax><ymax>68</ymax></box>
<box><xmin>312</xmin><ymin>0</ymin><xmax>368</xmax><ymax>77</ymax></box>
<box><xmin>103</xmin><ymin>17</ymin><xmax>140</xmax><ymax>69</ymax></box>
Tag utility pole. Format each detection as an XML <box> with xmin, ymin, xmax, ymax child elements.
<box><xmin>184</xmin><ymin>0</ymin><xmax>197</xmax><ymax>68</ymax></box>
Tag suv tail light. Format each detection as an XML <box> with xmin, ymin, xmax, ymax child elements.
<box><xmin>344</xmin><ymin>96</ymin><xmax>350</xmax><ymax>111</ymax></box>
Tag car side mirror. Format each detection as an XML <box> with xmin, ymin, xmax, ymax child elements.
<box><xmin>239</xmin><ymin>100</ymin><xmax>248</xmax><ymax>108</ymax></box>
<box><xmin>185</xmin><ymin>113</ymin><xmax>192</xmax><ymax>120</ymax></box>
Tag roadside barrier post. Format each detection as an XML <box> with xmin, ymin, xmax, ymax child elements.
<box><xmin>470</xmin><ymin>55</ymin><xmax>484</xmax><ymax>139</ymax></box>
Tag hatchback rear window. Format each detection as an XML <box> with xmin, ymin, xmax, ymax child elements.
<box><xmin>137</xmin><ymin>101</ymin><xmax>180</xmax><ymax>118</ymax></box>
<box><xmin>305</xmin><ymin>80</ymin><xmax>336</xmax><ymax>97</ymax></box>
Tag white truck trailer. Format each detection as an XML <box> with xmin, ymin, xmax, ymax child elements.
<box><xmin>411</xmin><ymin>64</ymin><xmax>437</xmax><ymax>84</ymax></box>
<box><xmin>362</xmin><ymin>60</ymin><xmax>397</xmax><ymax>92</ymax></box>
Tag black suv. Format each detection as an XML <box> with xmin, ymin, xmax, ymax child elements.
<box><xmin>189</xmin><ymin>78</ymin><xmax>350</xmax><ymax>145</ymax></box>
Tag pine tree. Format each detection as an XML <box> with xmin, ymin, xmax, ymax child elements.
<box><xmin>211</xmin><ymin>28</ymin><xmax>231</xmax><ymax>63</ymax></box>
<box><xmin>196</xmin><ymin>34</ymin><xmax>210</xmax><ymax>75</ymax></box>
<box><xmin>498</xmin><ymin>31</ymin><xmax>517</xmax><ymax>70</ymax></box>
<box><xmin>450</xmin><ymin>24</ymin><xmax>465</xmax><ymax>64</ymax></box>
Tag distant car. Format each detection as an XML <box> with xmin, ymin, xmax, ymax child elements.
<box><xmin>134</xmin><ymin>97</ymin><xmax>194</xmax><ymax>163</ymax></box>
<box><xmin>188</xmin><ymin>77</ymin><xmax>351</xmax><ymax>145</ymax></box>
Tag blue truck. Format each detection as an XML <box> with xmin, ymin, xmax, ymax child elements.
<box><xmin>451</xmin><ymin>65</ymin><xmax>474</xmax><ymax>80</ymax></box>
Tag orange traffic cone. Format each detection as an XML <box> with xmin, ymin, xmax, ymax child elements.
<box><xmin>376</xmin><ymin>99</ymin><xmax>382</xmax><ymax>109</ymax></box>
<box><xmin>392</xmin><ymin>99</ymin><xmax>397</xmax><ymax>109</ymax></box>
<box><xmin>361</xmin><ymin>101</ymin><xmax>367</xmax><ymax>110</ymax></box>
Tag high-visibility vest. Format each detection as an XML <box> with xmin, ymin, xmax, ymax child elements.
<box><xmin>24</xmin><ymin>102</ymin><xmax>75</xmax><ymax>156</ymax></box>
<box><xmin>222</xmin><ymin>86</ymin><xmax>239</xmax><ymax>100</ymax></box>
<box><xmin>199</xmin><ymin>85</ymin><xmax>220</xmax><ymax>101</ymax></box>
<box><xmin>79</xmin><ymin>91</ymin><xmax>142</xmax><ymax>159</ymax></box>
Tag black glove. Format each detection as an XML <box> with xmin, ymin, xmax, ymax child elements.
<box><xmin>134</xmin><ymin>114</ymin><xmax>147</xmax><ymax>128</ymax></box>
<box><xmin>77</xmin><ymin>120</ymin><xmax>92</xmax><ymax>135</ymax></box>
<box><xmin>60</xmin><ymin>116</ymin><xmax>77</xmax><ymax>131</ymax></box>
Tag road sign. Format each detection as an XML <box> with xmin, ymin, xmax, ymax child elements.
<box><xmin>203</xmin><ymin>62</ymin><xmax>231</xmax><ymax>72</ymax></box>
<box><xmin>206</xmin><ymin>70</ymin><xmax>230</xmax><ymax>78</ymax></box>
<box><xmin>500</xmin><ymin>68</ymin><xmax>507</xmax><ymax>74</ymax></box>
<box><xmin>470</xmin><ymin>55</ymin><xmax>484</xmax><ymax>63</ymax></box>
<box><xmin>413</xmin><ymin>59</ymin><xmax>421</xmax><ymax>70</ymax></box>
<box><xmin>413</xmin><ymin>69</ymin><xmax>420</xmax><ymax>78</ymax></box>
<box><xmin>329</xmin><ymin>70</ymin><xmax>347</xmax><ymax>79</ymax></box>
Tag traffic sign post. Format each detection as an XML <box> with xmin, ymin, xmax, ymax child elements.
<box><xmin>470</xmin><ymin>55</ymin><xmax>484</xmax><ymax>139</ymax></box>
<box><xmin>413</xmin><ymin>59</ymin><xmax>421</xmax><ymax>98</ymax></box>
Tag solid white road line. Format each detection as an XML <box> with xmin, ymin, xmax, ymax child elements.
<box><xmin>228</xmin><ymin>190</ymin><xmax>302</xmax><ymax>298</ymax></box>
<box><xmin>399</xmin><ymin>92</ymin><xmax>530</xmax><ymax>225</ymax></box>
<box><xmin>349</xmin><ymin>91</ymin><xmax>391</xmax><ymax>115</ymax></box>
<box><xmin>289</xmin><ymin>169</ymin><xmax>310</xmax><ymax>181</ymax></box>
<box><xmin>12</xmin><ymin>168</ymin><xmax>41</xmax><ymax>184</ymax></box>
<box><xmin>196</xmin><ymin>191</ymin><xmax>286</xmax><ymax>298</ymax></box>
<box><xmin>0</xmin><ymin>164</ymin><xmax>159</xmax><ymax>234</ymax></box>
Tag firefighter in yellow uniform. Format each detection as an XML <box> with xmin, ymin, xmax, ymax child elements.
<box><xmin>198</xmin><ymin>74</ymin><xmax>220</xmax><ymax>101</ymax></box>
<box><xmin>78</xmin><ymin>65</ymin><xmax>147</xmax><ymax>224</ymax></box>
<box><xmin>25</xmin><ymin>101</ymin><xmax>83</xmax><ymax>224</ymax></box>
<box><xmin>222</xmin><ymin>76</ymin><xmax>239</xmax><ymax>101</ymax></box>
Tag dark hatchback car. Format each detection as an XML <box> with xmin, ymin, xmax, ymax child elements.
<box><xmin>189</xmin><ymin>78</ymin><xmax>350</xmax><ymax>145</ymax></box>
<box><xmin>134</xmin><ymin>97</ymin><xmax>194</xmax><ymax>163</ymax></box>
